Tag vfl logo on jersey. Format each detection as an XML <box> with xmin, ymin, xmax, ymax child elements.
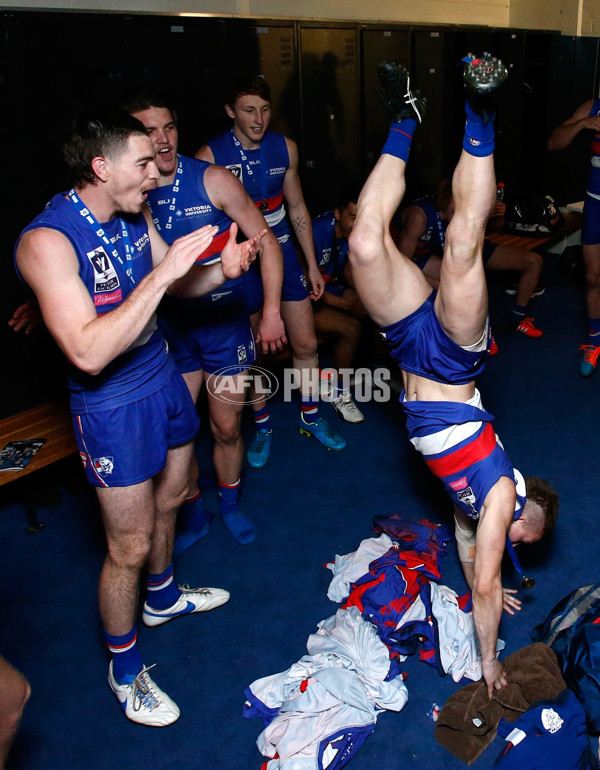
<box><xmin>87</xmin><ymin>247</ymin><xmax>120</xmax><ymax>293</ymax></box>
<box><xmin>457</xmin><ymin>486</ymin><xmax>478</xmax><ymax>519</ymax></box>
<box><xmin>94</xmin><ymin>456</ymin><xmax>114</xmax><ymax>476</ymax></box>
<box><xmin>237</xmin><ymin>345</ymin><xmax>248</xmax><ymax>365</ymax></box>
<box><xmin>319</xmin><ymin>248</ymin><xmax>332</xmax><ymax>268</ymax></box>
<box><xmin>226</xmin><ymin>163</ymin><xmax>243</xmax><ymax>180</ymax></box>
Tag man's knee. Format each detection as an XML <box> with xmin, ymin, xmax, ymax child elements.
<box><xmin>0</xmin><ymin>658</ymin><xmax>30</xmax><ymax>731</ymax></box>
<box><xmin>349</xmin><ymin>221</ymin><xmax>386</xmax><ymax>266</ymax></box>
<box><xmin>521</xmin><ymin>250</ymin><xmax>543</xmax><ymax>273</ymax></box>
<box><xmin>586</xmin><ymin>261</ymin><xmax>600</xmax><ymax>289</ymax></box>
<box><xmin>290</xmin><ymin>326</ymin><xmax>318</xmax><ymax>360</ymax></box>
<box><xmin>210</xmin><ymin>412</ymin><xmax>241</xmax><ymax>447</ymax></box>
<box><xmin>106</xmin><ymin>530</ymin><xmax>153</xmax><ymax>570</ymax></box>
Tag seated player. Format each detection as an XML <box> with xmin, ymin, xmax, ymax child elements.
<box><xmin>397</xmin><ymin>178</ymin><xmax>545</xmax><ymax>338</ymax></box>
<box><xmin>312</xmin><ymin>189</ymin><xmax>367</xmax><ymax>423</ymax></box>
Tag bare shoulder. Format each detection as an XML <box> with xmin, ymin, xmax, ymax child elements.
<box><xmin>195</xmin><ymin>144</ymin><xmax>215</xmax><ymax>163</ymax></box>
<box><xmin>284</xmin><ymin>136</ymin><xmax>298</xmax><ymax>164</ymax></box>
<box><xmin>17</xmin><ymin>227</ymin><xmax>76</xmax><ymax>274</ymax></box>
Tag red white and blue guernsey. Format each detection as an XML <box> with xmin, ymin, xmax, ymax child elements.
<box><xmin>312</xmin><ymin>210</ymin><xmax>349</xmax><ymax>297</ymax></box>
<box><xmin>207</xmin><ymin>129</ymin><xmax>308</xmax><ymax>311</ymax></box>
<box><xmin>145</xmin><ymin>155</ymin><xmax>255</xmax><ymax>375</ymax></box>
<box><xmin>381</xmin><ymin>293</ymin><xmax>525</xmax><ymax>521</ymax></box>
<box><xmin>17</xmin><ymin>192</ymin><xmax>174</xmax><ymax>413</ymax></box>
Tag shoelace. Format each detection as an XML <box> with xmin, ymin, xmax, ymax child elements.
<box><xmin>131</xmin><ymin>665</ymin><xmax>161</xmax><ymax>713</ymax></box>
<box><xmin>580</xmin><ymin>345</ymin><xmax>600</xmax><ymax>363</ymax></box>
<box><xmin>178</xmin><ymin>584</ymin><xmax>211</xmax><ymax>595</ymax></box>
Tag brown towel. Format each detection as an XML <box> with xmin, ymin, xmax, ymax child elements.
<box><xmin>434</xmin><ymin>642</ymin><xmax>566</xmax><ymax>765</ymax></box>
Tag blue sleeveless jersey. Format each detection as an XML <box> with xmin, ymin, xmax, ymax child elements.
<box><xmin>312</xmin><ymin>210</ymin><xmax>349</xmax><ymax>291</ymax></box>
<box><xmin>17</xmin><ymin>193</ymin><xmax>173</xmax><ymax>413</ymax></box>
<box><xmin>411</xmin><ymin>196</ymin><xmax>447</xmax><ymax>258</ymax></box>
<box><xmin>146</xmin><ymin>154</ymin><xmax>242</xmax><ymax>303</ymax></box>
<box><xmin>402</xmin><ymin>396</ymin><xmax>525</xmax><ymax>521</ymax></box>
<box><xmin>207</xmin><ymin>129</ymin><xmax>290</xmax><ymax>239</ymax></box>
<box><xmin>588</xmin><ymin>98</ymin><xmax>600</xmax><ymax>199</ymax></box>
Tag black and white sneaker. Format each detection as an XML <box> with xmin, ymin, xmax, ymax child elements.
<box><xmin>377</xmin><ymin>62</ymin><xmax>427</xmax><ymax>124</ymax></box>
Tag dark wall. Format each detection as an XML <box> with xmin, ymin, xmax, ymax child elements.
<box><xmin>1</xmin><ymin>11</ymin><xmax>597</xmax><ymax>414</ymax></box>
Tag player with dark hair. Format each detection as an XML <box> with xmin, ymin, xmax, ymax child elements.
<box><xmin>126</xmin><ymin>91</ymin><xmax>285</xmax><ymax>546</ymax></box>
<box><xmin>548</xmin><ymin>96</ymin><xmax>600</xmax><ymax>375</ymax></box>
<box><xmin>15</xmin><ymin>109</ymin><xmax>261</xmax><ymax>725</ymax></box>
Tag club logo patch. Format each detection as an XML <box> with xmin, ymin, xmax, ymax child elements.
<box><xmin>237</xmin><ymin>346</ymin><xmax>248</xmax><ymax>365</ymax></box>
<box><xmin>94</xmin><ymin>456</ymin><xmax>114</xmax><ymax>476</ymax></box>
<box><xmin>87</xmin><ymin>247</ymin><xmax>120</xmax><ymax>294</ymax></box>
<box><xmin>457</xmin><ymin>486</ymin><xmax>478</xmax><ymax>519</ymax></box>
<box><xmin>541</xmin><ymin>707</ymin><xmax>564</xmax><ymax>734</ymax></box>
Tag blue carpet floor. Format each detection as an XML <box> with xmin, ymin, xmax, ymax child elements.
<box><xmin>1</xmin><ymin>251</ymin><xmax>598</xmax><ymax>769</ymax></box>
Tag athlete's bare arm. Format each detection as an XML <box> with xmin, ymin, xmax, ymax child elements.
<box><xmin>194</xmin><ymin>145</ymin><xmax>214</xmax><ymax>163</ymax></box>
<box><xmin>16</xmin><ymin>222</ymin><xmax>218</xmax><ymax>376</ymax></box>
<box><xmin>203</xmin><ymin>164</ymin><xmax>286</xmax><ymax>351</ymax></box>
<box><xmin>472</xmin><ymin>475</ymin><xmax>516</xmax><ymax>698</ymax></box>
<box><xmin>282</xmin><ymin>138</ymin><xmax>324</xmax><ymax>301</ymax></box>
<box><xmin>166</xmin><ymin>222</ymin><xmax>263</xmax><ymax>299</ymax></box>
<box><xmin>547</xmin><ymin>99</ymin><xmax>599</xmax><ymax>151</ymax></box>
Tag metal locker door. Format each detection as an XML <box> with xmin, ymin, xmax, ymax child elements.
<box><xmin>224</xmin><ymin>21</ymin><xmax>297</xmax><ymax>141</ymax></box>
<box><xmin>299</xmin><ymin>25</ymin><xmax>360</xmax><ymax>214</ymax></box>
<box><xmin>361</xmin><ymin>26</ymin><xmax>411</xmax><ymax>180</ymax></box>
<box><xmin>411</xmin><ymin>28</ymin><xmax>457</xmax><ymax>197</ymax></box>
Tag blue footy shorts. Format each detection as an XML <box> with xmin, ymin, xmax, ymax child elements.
<box><xmin>73</xmin><ymin>370</ymin><xmax>199</xmax><ymax>487</ymax></box>
<box><xmin>158</xmin><ymin>285</ymin><xmax>256</xmax><ymax>376</ymax></box>
<box><xmin>244</xmin><ymin>232</ymin><xmax>310</xmax><ymax>314</ymax></box>
<box><xmin>482</xmin><ymin>238</ymin><xmax>498</xmax><ymax>265</ymax></box>
<box><xmin>583</xmin><ymin>195</ymin><xmax>600</xmax><ymax>245</ymax></box>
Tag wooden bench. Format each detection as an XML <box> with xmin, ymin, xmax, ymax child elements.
<box><xmin>0</xmin><ymin>401</ymin><xmax>78</xmax><ymax>533</ymax></box>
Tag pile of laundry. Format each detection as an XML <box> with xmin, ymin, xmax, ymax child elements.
<box><xmin>243</xmin><ymin>516</ymin><xmax>484</xmax><ymax>769</ymax></box>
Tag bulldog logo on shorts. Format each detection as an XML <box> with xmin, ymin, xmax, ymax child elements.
<box><xmin>94</xmin><ymin>456</ymin><xmax>114</xmax><ymax>476</ymax></box>
<box><xmin>237</xmin><ymin>346</ymin><xmax>248</xmax><ymax>365</ymax></box>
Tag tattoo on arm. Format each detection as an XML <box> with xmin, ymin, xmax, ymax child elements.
<box><xmin>291</xmin><ymin>216</ymin><xmax>307</xmax><ymax>234</ymax></box>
